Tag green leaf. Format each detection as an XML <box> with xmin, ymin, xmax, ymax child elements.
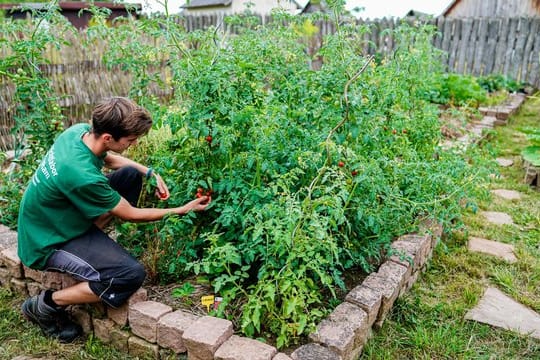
<box><xmin>522</xmin><ymin>146</ymin><xmax>540</xmax><ymax>166</ymax></box>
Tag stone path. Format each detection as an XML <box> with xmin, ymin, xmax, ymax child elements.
<box><xmin>490</xmin><ymin>189</ymin><xmax>522</xmax><ymax>200</ymax></box>
<box><xmin>480</xmin><ymin>211</ymin><xmax>514</xmax><ymax>226</ymax></box>
<box><xmin>465</xmin><ymin>287</ymin><xmax>540</xmax><ymax>340</ymax></box>
<box><xmin>496</xmin><ymin>158</ymin><xmax>514</xmax><ymax>167</ymax></box>
<box><xmin>467</xmin><ymin>237</ymin><xmax>517</xmax><ymax>263</ymax></box>
<box><xmin>464</xmin><ymin>104</ymin><xmax>540</xmax><ymax>341</ymax></box>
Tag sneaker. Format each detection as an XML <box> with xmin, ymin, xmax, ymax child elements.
<box><xmin>21</xmin><ymin>291</ymin><xmax>82</xmax><ymax>343</ymax></box>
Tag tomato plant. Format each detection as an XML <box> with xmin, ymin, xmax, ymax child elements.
<box><xmin>0</xmin><ymin>3</ymin><xmax>490</xmax><ymax>348</ymax></box>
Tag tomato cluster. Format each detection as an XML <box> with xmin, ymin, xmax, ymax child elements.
<box><xmin>195</xmin><ymin>187</ymin><xmax>213</xmax><ymax>198</ymax></box>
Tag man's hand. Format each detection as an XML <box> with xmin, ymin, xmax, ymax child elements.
<box><xmin>178</xmin><ymin>195</ymin><xmax>211</xmax><ymax>214</ymax></box>
<box><xmin>154</xmin><ymin>173</ymin><xmax>170</xmax><ymax>200</ymax></box>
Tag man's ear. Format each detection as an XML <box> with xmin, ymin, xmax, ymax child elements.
<box><xmin>102</xmin><ymin>133</ymin><xmax>113</xmax><ymax>142</ymax></box>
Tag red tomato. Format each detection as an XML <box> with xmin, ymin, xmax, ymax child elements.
<box><xmin>338</xmin><ymin>161</ymin><xmax>345</xmax><ymax>167</ymax></box>
<box><xmin>351</xmin><ymin>170</ymin><xmax>358</xmax><ymax>176</ymax></box>
<box><xmin>205</xmin><ymin>135</ymin><xmax>213</xmax><ymax>143</ymax></box>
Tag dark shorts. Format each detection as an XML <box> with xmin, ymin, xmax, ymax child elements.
<box><xmin>44</xmin><ymin>166</ymin><xmax>145</xmax><ymax>308</ymax></box>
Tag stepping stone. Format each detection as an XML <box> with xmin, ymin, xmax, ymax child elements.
<box><xmin>480</xmin><ymin>211</ymin><xmax>514</xmax><ymax>226</ymax></box>
<box><xmin>467</xmin><ymin>237</ymin><xmax>517</xmax><ymax>263</ymax></box>
<box><xmin>496</xmin><ymin>158</ymin><xmax>514</xmax><ymax>167</ymax></box>
<box><xmin>465</xmin><ymin>287</ymin><xmax>540</xmax><ymax>340</ymax></box>
<box><xmin>491</xmin><ymin>189</ymin><xmax>522</xmax><ymax>200</ymax></box>
<box><xmin>475</xmin><ymin>116</ymin><xmax>496</xmax><ymax>129</ymax></box>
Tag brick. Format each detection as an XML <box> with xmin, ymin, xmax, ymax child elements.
<box><xmin>0</xmin><ymin>267</ymin><xmax>10</xmax><ymax>287</ymax></box>
<box><xmin>89</xmin><ymin>302</ymin><xmax>107</xmax><ymax>319</ymax></box>
<box><xmin>41</xmin><ymin>271</ymin><xmax>63</xmax><ymax>290</ymax></box>
<box><xmin>494</xmin><ymin>118</ymin><xmax>508</xmax><ymax>126</ymax></box>
<box><xmin>477</xmin><ymin>106</ymin><xmax>488</xmax><ymax>115</ymax></box>
<box><xmin>273</xmin><ymin>353</ymin><xmax>293</xmax><ymax>360</ymax></box>
<box><xmin>157</xmin><ymin>310</ymin><xmax>199</xmax><ymax>353</ymax></box>
<box><xmin>0</xmin><ymin>230</ymin><xmax>17</xmax><ymax>251</ymax></box>
<box><xmin>128</xmin><ymin>336</ymin><xmax>159</xmax><ymax>360</ymax></box>
<box><xmin>27</xmin><ymin>281</ymin><xmax>43</xmax><ymax>296</ymax></box>
<box><xmin>310</xmin><ymin>303</ymin><xmax>369</xmax><ymax>360</ymax></box>
<box><xmin>61</xmin><ymin>273</ymin><xmax>80</xmax><ymax>289</ymax></box>
<box><xmin>377</xmin><ymin>260</ymin><xmax>411</xmax><ymax>296</ymax></box>
<box><xmin>23</xmin><ymin>266</ymin><xmax>42</xmax><ymax>282</ymax></box>
<box><xmin>291</xmin><ymin>343</ymin><xmax>342</xmax><ymax>360</ymax></box>
<box><xmin>129</xmin><ymin>300</ymin><xmax>172</xmax><ymax>343</ymax></box>
<box><xmin>93</xmin><ymin>318</ymin><xmax>116</xmax><ymax>344</ymax></box>
<box><xmin>215</xmin><ymin>335</ymin><xmax>277</xmax><ymax>360</ymax></box>
<box><xmin>70</xmin><ymin>305</ymin><xmax>93</xmax><ymax>334</ymax></box>
<box><xmin>108</xmin><ymin>287</ymin><xmax>148</xmax><ymax>326</ymax></box>
<box><xmin>389</xmin><ymin>239</ymin><xmax>422</xmax><ymax>272</ymax></box>
<box><xmin>403</xmin><ymin>270</ymin><xmax>421</xmax><ymax>293</ymax></box>
<box><xmin>473</xmin><ymin>116</ymin><xmax>496</xmax><ymax>129</ymax></box>
<box><xmin>110</xmin><ymin>327</ymin><xmax>130</xmax><ymax>352</ymax></box>
<box><xmin>419</xmin><ymin>219</ymin><xmax>443</xmax><ymax>250</ymax></box>
<box><xmin>345</xmin><ymin>285</ymin><xmax>382</xmax><ymax>326</ymax></box>
<box><xmin>0</xmin><ymin>244</ymin><xmax>22</xmax><ymax>278</ymax></box>
<box><xmin>361</xmin><ymin>274</ymin><xmax>400</xmax><ymax>328</ymax></box>
<box><xmin>182</xmin><ymin>316</ymin><xmax>234</xmax><ymax>360</ymax></box>
<box><xmin>495</xmin><ymin>107</ymin><xmax>512</xmax><ymax>121</ymax></box>
<box><xmin>399</xmin><ymin>234</ymin><xmax>432</xmax><ymax>268</ymax></box>
<box><xmin>10</xmin><ymin>278</ymin><xmax>27</xmax><ymax>295</ymax></box>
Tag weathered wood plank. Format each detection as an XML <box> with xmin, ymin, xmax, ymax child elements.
<box><xmin>471</xmin><ymin>18</ymin><xmax>488</xmax><ymax>76</ymax></box>
<box><xmin>502</xmin><ymin>18</ymin><xmax>518</xmax><ymax>76</ymax></box>
<box><xmin>492</xmin><ymin>18</ymin><xmax>510</xmax><ymax>74</ymax></box>
<box><xmin>455</xmin><ymin>18</ymin><xmax>473</xmax><ymax>74</ymax></box>
<box><xmin>447</xmin><ymin>19</ymin><xmax>462</xmax><ymax>72</ymax></box>
<box><xmin>512</xmin><ymin>18</ymin><xmax>530</xmax><ymax>82</ymax></box>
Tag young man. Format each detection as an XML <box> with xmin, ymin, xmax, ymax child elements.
<box><xmin>17</xmin><ymin>97</ymin><xmax>211</xmax><ymax>342</ymax></box>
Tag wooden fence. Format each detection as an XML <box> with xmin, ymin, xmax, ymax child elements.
<box><xmin>1</xmin><ymin>15</ymin><xmax>539</xmax><ymax>150</ymax></box>
<box><xmin>175</xmin><ymin>15</ymin><xmax>540</xmax><ymax>86</ymax></box>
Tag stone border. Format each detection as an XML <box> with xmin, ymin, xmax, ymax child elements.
<box><xmin>0</xmin><ymin>220</ymin><xmax>441</xmax><ymax>360</ymax></box>
<box><xmin>0</xmin><ymin>93</ymin><xmax>530</xmax><ymax>359</ymax></box>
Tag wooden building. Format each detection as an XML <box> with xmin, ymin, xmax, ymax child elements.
<box><xmin>443</xmin><ymin>0</ymin><xmax>540</xmax><ymax>18</ymax></box>
<box><xmin>0</xmin><ymin>2</ymin><xmax>141</xmax><ymax>29</ymax></box>
<box><xmin>181</xmin><ymin>0</ymin><xmax>302</xmax><ymax>16</ymax></box>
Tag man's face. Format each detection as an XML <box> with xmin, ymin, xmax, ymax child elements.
<box><xmin>106</xmin><ymin>134</ymin><xmax>139</xmax><ymax>154</ymax></box>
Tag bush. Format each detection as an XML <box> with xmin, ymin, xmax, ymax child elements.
<box><xmin>427</xmin><ymin>73</ymin><xmax>487</xmax><ymax>106</ymax></box>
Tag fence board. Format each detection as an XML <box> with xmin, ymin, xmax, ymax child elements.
<box><xmin>448</xmin><ymin>19</ymin><xmax>461</xmax><ymax>72</ymax></box>
<box><xmin>456</xmin><ymin>18</ymin><xmax>472</xmax><ymax>73</ymax></box>
<box><xmin>512</xmin><ymin>18</ymin><xmax>529</xmax><ymax>82</ymax></box>
<box><xmin>491</xmin><ymin>18</ymin><xmax>505</xmax><ymax>75</ymax></box>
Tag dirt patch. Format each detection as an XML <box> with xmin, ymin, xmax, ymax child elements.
<box><xmin>439</xmin><ymin>108</ymin><xmax>481</xmax><ymax>140</ymax></box>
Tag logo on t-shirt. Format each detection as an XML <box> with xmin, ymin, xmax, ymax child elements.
<box><xmin>32</xmin><ymin>148</ymin><xmax>58</xmax><ymax>185</ymax></box>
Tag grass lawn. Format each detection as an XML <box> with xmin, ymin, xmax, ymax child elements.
<box><xmin>361</xmin><ymin>94</ymin><xmax>540</xmax><ymax>359</ymax></box>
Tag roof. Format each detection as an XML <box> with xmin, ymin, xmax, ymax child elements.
<box><xmin>301</xmin><ymin>0</ymin><xmax>329</xmax><ymax>14</ymax></box>
<box><xmin>182</xmin><ymin>0</ymin><xmax>232</xmax><ymax>9</ymax></box>
<box><xmin>441</xmin><ymin>0</ymin><xmax>459</xmax><ymax>16</ymax></box>
<box><xmin>406</xmin><ymin>9</ymin><xmax>431</xmax><ymax>18</ymax></box>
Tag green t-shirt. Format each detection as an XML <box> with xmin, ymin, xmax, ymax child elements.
<box><xmin>17</xmin><ymin>123</ymin><xmax>121</xmax><ymax>269</ymax></box>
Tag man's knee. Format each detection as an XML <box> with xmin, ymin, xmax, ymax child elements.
<box><xmin>129</xmin><ymin>262</ymin><xmax>146</xmax><ymax>288</ymax></box>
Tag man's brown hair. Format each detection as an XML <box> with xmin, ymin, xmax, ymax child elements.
<box><xmin>91</xmin><ymin>97</ymin><xmax>152</xmax><ymax>140</ymax></box>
